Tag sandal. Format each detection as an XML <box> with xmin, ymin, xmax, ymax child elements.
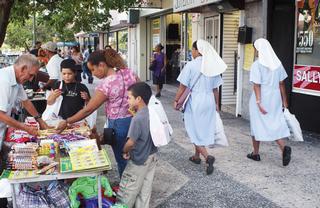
<box><xmin>247</xmin><ymin>152</ymin><xmax>261</xmax><ymax>161</ymax></box>
<box><xmin>206</xmin><ymin>155</ymin><xmax>215</xmax><ymax>175</ymax></box>
<box><xmin>189</xmin><ymin>156</ymin><xmax>201</xmax><ymax>164</ymax></box>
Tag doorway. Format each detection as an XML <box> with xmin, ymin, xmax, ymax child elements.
<box><xmin>205</xmin><ymin>16</ymin><xmax>220</xmax><ymax>51</ymax></box>
<box><xmin>204</xmin><ymin>12</ymin><xmax>240</xmax><ymax>115</ymax></box>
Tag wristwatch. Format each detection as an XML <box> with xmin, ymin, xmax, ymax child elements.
<box><xmin>33</xmin><ymin>114</ymin><xmax>42</xmax><ymax>120</ymax></box>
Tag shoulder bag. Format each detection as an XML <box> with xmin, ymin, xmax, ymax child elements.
<box><xmin>102</xmin><ymin>71</ymin><xmax>125</xmax><ymax>146</ymax></box>
<box><xmin>175</xmin><ymin>73</ymin><xmax>202</xmax><ymax>112</ymax></box>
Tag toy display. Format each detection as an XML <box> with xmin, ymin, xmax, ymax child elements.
<box><xmin>69</xmin><ymin>176</ymin><xmax>113</xmax><ymax>208</ymax></box>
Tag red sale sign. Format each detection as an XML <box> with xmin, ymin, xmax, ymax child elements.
<box><xmin>293</xmin><ymin>65</ymin><xmax>320</xmax><ymax>96</ymax></box>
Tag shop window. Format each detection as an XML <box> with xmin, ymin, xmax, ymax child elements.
<box><xmin>108</xmin><ymin>32</ymin><xmax>117</xmax><ymax>50</ymax></box>
<box><xmin>118</xmin><ymin>30</ymin><xmax>128</xmax><ymax>61</ymax></box>
<box><xmin>294</xmin><ymin>0</ymin><xmax>320</xmax><ymax>96</ymax></box>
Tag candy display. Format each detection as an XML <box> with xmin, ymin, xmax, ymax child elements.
<box><xmin>3</xmin><ymin>118</ymin><xmax>114</xmax><ymax>208</ymax></box>
<box><xmin>7</xmin><ymin>143</ymin><xmax>38</xmax><ymax>170</ymax></box>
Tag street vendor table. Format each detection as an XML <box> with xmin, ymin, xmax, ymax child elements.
<box><xmin>9</xmin><ymin>171</ymin><xmax>105</xmax><ymax>208</ymax></box>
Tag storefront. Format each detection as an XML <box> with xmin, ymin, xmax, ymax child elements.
<box><xmin>250</xmin><ymin>0</ymin><xmax>320</xmax><ymax>133</ymax></box>
<box><xmin>107</xmin><ymin>28</ymin><xmax>129</xmax><ymax>61</ymax></box>
<box><xmin>173</xmin><ymin>0</ymin><xmax>243</xmax><ymax>114</ymax></box>
<box><xmin>291</xmin><ymin>0</ymin><xmax>320</xmax><ymax>133</ymax></box>
<box><xmin>148</xmin><ymin>13</ymin><xmax>191</xmax><ymax>84</ymax></box>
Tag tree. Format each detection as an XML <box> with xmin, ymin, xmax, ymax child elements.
<box><xmin>4</xmin><ymin>18</ymin><xmax>68</xmax><ymax>50</ymax></box>
<box><xmin>0</xmin><ymin>0</ymin><xmax>139</xmax><ymax>47</ymax></box>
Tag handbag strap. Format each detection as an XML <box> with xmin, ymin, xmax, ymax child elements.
<box><xmin>113</xmin><ymin>70</ymin><xmax>125</xmax><ymax>129</ymax></box>
<box><xmin>190</xmin><ymin>73</ymin><xmax>202</xmax><ymax>91</ymax></box>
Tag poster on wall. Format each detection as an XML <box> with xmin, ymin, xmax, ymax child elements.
<box><xmin>293</xmin><ymin>64</ymin><xmax>320</xmax><ymax>96</ymax></box>
<box><xmin>296</xmin><ymin>0</ymin><xmax>317</xmax><ymax>53</ymax></box>
<box><xmin>152</xmin><ymin>19</ymin><xmax>160</xmax><ymax>49</ymax></box>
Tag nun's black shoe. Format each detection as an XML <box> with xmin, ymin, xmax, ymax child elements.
<box><xmin>283</xmin><ymin>146</ymin><xmax>292</xmax><ymax>166</ymax></box>
<box><xmin>206</xmin><ymin>155</ymin><xmax>215</xmax><ymax>175</ymax></box>
<box><xmin>247</xmin><ymin>152</ymin><xmax>261</xmax><ymax>161</ymax></box>
<box><xmin>189</xmin><ymin>156</ymin><xmax>201</xmax><ymax>164</ymax></box>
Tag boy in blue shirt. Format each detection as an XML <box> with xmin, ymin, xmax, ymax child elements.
<box><xmin>116</xmin><ymin>82</ymin><xmax>157</xmax><ymax>208</ymax></box>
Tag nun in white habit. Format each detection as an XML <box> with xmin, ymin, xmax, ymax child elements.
<box><xmin>174</xmin><ymin>39</ymin><xmax>227</xmax><ymax>175</ymax></box>
<box><xmin>248</xmin><ymin>38</ymin><xmax>292</xmax><ymax>166</ymax></box>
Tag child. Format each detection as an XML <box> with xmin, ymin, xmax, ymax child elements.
<box><xmin>116</xmin><ymin>82</ymin><xmax>157</xmax><ymax>208</ymax></box>
<box><xmin>47</xmin><ymin>59</ymin><xmax>90</xmax><ymax>119</ymax></box>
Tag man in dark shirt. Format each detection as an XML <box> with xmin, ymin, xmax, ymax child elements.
<box><xmin>116</xmin><ymin>82</ymin><xmax>157</xmax><ymax>208</ymax></box>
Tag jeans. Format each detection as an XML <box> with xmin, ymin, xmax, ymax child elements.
<box><xmin>108</xmin><ymin>116</ymin><xmax>132</xmax><ymax>177</ymax></box>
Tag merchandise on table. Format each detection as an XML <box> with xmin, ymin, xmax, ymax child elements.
<box><xmin>7</xmin><ymin>143</ymin><xmax>38</xmax><ymax>170</ymax></box>
<box><xmin>3</xmin><ymin>117</ymin><xmax>115</xmax><ymax>208</ymax></box>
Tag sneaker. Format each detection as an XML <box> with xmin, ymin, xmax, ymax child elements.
<box><xmin>282</xmin><ymin>146</ymin><xmax>292</xmax><ymax>166</ymax></box>
<box><xmin>247</xmin><ymin>152</ymin><xmax>261</xmax><ymax>161</ymax></box>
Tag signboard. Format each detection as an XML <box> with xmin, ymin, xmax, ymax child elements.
<box><xmin>152</xmin><ymin>18</ymin><xmax>161</xmax><ymax>48</ymax></box>
<box><xmin>243</xmin><ymin>44</ymin><xmax>255</xmax><ymax>71</ymax></box>
<box><xmin>296</xmin><ymin>0</ymin><xmax>320</xmax><ymax>53</ymax></box>
<box><xmin>139</xmin><ymin>0</ymin><xmax>162</xmax><ymax>8</ymax></box>
<box><xmin>293</xmin><ymin>64</ymin><xmax>320</xmax><ymax>96</ymax></box>
<box><xmin>173</xmin><ymin>0</ymin><xmax>221</xmax><ymax>12</ymax></box>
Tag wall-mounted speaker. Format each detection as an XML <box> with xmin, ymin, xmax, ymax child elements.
<box><xmin>128</xmin><ymin>10</ymin><xmax>140</xmax><ymax>24</ymax></box>
<box><xmin>238</xmin><ymin>26</ymin><xmax>252</xmax><ymax>44</ymax></box>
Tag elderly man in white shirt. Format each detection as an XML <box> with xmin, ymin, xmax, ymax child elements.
<box><xmin>41</xmin><ymin>41</ymin><xmax>63</xmax><ymax>90</ymax></box>
<box><xmin>0</xmin><ymin>54</ymin><xmax>49</xmax><ymax>148</ymax></box>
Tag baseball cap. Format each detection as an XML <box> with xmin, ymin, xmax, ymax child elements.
<box><xmin>41</xmin><ymin>41</ymin><xmax>57</xmax><ymax>52</ymax></box>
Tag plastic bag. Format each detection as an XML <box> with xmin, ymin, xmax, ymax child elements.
<box><xmin>42</xmin><ymin>95</ymin><xmax>63</xmax><ymax>121</ymax></box>
<box><xmin>148</xmin><ymin>95</ymin><xmax>173</xmax><ymax>147</ymax></box>
<box><xmin>283</xmin><ymin>108</ymin><xmax>303</xmax><ymax>142</ymax></box>
<box><xmin>43</xmin><ymin>82</ymin><xmax>63</xmax><ymax>121</ymax></box>
<box><xmin>214</xmin><ymin>111</ymin><xmax>228</xmax><ymax>147</ymax></box>
<box><xmin>0</xmin><ymin>179</ymin><xmax>11</xmax><ymax>198</ymax></box>
<box><xmin>85</xmin><ymin>110</ymin><xmax>98</xmax><ymax>129</ymax></box>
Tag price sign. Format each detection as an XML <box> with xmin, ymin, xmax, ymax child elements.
<box><xmin>297</xmin><ymin>30</ymin><xmax>314</xmax><ymax>53</ymax></box>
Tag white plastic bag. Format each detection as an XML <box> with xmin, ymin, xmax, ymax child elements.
<box><xmin>42</xmin><ymin>95</ymin><xmax>63</xmax><ymax>121</ymax></box>
<box><xmin>0</xmin><ymin>179</ymin><xmax>12</xmax><ymax>198</ymax></box>
<box><xmin>43</xmin><ymin>82</ymin><xmax>63</xmax><ymax>121</ymax></box>
<box><xmin>283</xmin><ymin>108</ymin><xmax>303</xmax><ymax>142</ymax></box>
<box><xmin>148</xmin><ymin>95</ymin><xmax>173</xmax><ymax>147</ymax></box>
<box><xmin>214</xmin><ymin>111</ymin><xmax>229</xmax><ymax>147</ymax></box>
<box><xmin>85</xmin><ymin>110</ymin><xmax>97</xmax><ymax>129</ymax></box>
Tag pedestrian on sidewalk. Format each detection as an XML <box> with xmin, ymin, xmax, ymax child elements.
<box><xmin>56</xmin><ymin>49</ymin><xmax>139</xmax><ymax>177</ymax></box>
<box><xmin>151</xmin><ymin>43</ymin><xmax>166</xmax><ymax>98</ymax></box>
<box><xmin>247</xmin><ymin>38</ymin><xmax>292</xmax><ymax>166</ymax></box>
<box><xmin>116</xmin><ymin>82</ymin><xmax>157</xmax><ymax>208</ymax></box>
<box><xmin>173</xmin><ymin>40</ymin><xmax>227</xmax><ymax>175</ymax></box>
<box><xmin>70</xmin><ymin>46</ymin><xmax>84</xmax><ymax>83</ymax></box>
<box><xmin>82</xmin><ymin>46</ymin><xmax>94</xmax><ymax>84</ymax></box>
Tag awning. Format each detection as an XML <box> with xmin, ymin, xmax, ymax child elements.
<box><xmin>173</xmin><ymin>0</ymin><xmax>222</xmax><ymax>12</ymax></box>
<box><xmin>173</xmin><ymin>0</ymin><xmax>244</xmax><ymax>13</ymax></box>
<box><xmin>57</xmin><ymin>42</ymin><xmax>79</xmax><ymax>47</ymax></box>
